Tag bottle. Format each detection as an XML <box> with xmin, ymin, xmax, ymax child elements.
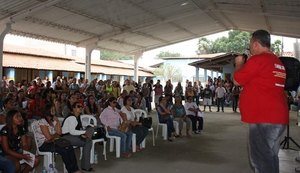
<box><xmin>41</xmin><ymin>166</ymin><xmax>47</xmax><ymax>173</ymax></box>
<box><xmin>94</xmin><ymin>151</ymin><xmax>98</xmax><ymax>164</ymax></box>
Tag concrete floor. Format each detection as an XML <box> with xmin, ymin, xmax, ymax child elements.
<box><xmin>33</xmin><ymin>107</ymin><xmax>300</xmax><ymax>173</ymax></box>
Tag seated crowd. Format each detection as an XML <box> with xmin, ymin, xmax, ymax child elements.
<box><xmin>0</xmin><ymin>75</ymin><xmax>253</xmax><ymax>172</ymax></box>
<box><xmin>0</xmin><ymin>76</ymin><xmax>153</xmax><ymax>172</ymax></box>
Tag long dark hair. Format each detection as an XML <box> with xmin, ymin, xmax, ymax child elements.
<box><xmin>105</xmin><ymin>96</ymin><xmax>117</xmax><ymax>108</ymax></box>
<box><xmin>6</xmin><ymin>109</ymin><xmax>21</xmax><ymax>145</ymax></box>
<box><xmin>43</xmin><ymin>104</ymin><xmax>54</xmax><ymax>124</ymax></box>
<box><xmin>123</xmin><ymin>95</ymin><xmax>131</xmax><ymax>106</ymax></box>
<box><xmin>86</xmin><ymin>95</ymin><xmax>98</xmax><ymax>114</ymax></box>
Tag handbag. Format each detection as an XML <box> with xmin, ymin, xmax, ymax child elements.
<box><xmin>92</xmin><ymin>127</ymin><xmax>107</xmax><ymax>141</ymax></box>
<box><xmin>118</xmin><ymin>121</ymin><xmax>130</xmax><ymax>133</ymax></box>
<box><xmin>53</xmin><ymin>138</ymin><xmax>71</xmax><ymax>148</ymax></box>
<box><xmin>139</xmin><ymin>117</ymin><xmax>152</xmax><ymax>129</ymax></box>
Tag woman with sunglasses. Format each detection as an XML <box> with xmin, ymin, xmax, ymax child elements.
<box><xmin>100</xmin><ymin>97</ymin><xmax>133</xmax><ymax>158</ymax></box>
<box><xmin>61</xmin><ymin>102</ymin><xmax>94</xmax><ymax>172</ymax></box>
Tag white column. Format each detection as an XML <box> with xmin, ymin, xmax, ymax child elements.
<box><xmin>0</xmin><ymin>23</ymin><xmax>11</xmax><ymax>85</ymax></box>
<box><xmin>85</xmin><ymin>44</ymin><xmax>96</xmax><ymax>81</ymax></box>
<box><xmin>211</xmin><ymin>70</ymin><xmax>213</xmax><ymax>79</ymax></box>
<box><xmin>204</xmin><ymin>69</ymin><xmax>207</xmax><ymax>82</ymax></box>
<box><xmin>195</xmin><ymin>67</ymin><xmax>199</xmax><ymax>81</ymax></box>
<box><xmin>133</xmin><ymin>51</ymin><xmax>143</xmax><ymax>83</ymax></box>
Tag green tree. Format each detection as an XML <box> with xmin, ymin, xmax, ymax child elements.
<box><xmin>100</xmin><ymin>50</ymin><xmax>132</xmax><ymax>60</ymax></box>
<box><xmin>156</xmin><ymin>51</ymin><xmax>181</xmax><ymax>59</ymax></box>
<box><xmin>198</xmin><ymin>30</ymin><xmax>282</xmax><ymax>55</ymax></box>
<box><xmin>153</xmin><ymin>64</ymin><xmax>182</xmax><ymax>82</ymax></box>
<box><xmin>271</xmin><ymin>40</ymin><xmax>282</xmax><ymax>56</ymax></box>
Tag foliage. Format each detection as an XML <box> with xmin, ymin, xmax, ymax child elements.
<box><xmin>156</xmin><ymin>51</ymin><xmax>181</xmax><ymax>59</ymax></box>
<box><xmin>153</xmin><ymin>63</ymin><xmax>182</xmax><ymax>82</ymax></box>
<box><xmin>271</xmin><ymin>40</ymin><xmax>282</xmax><ymax>56</ymax></box>
<box><xmin>100</xmin><ymin>50</ymin><xmax>132</xmax><ymax>60</ymax></box>
<box><xmin>197</xmin><ymin>30</ymin><xmax>282</xmax><ymax>55</ymax></box>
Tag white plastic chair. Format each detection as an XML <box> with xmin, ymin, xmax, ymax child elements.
<box><xmin>155</xmin><ymin>112</ymin><xmax>168</xmax><ymax>140</ymax></box>
<box><xmin>134</xmin><ymin>109</ymin><xmax>155</xmax><ymax>146</ymax></box>
<box><xmin>31</xmin><ymin>120</ymin><xmax>64</xmax><ymax>172</ymax></box>
<box><xmin>80</xmin><ymin>114</ymin><xmax>107</xmax><ymax>162</ymax></box>
<box><xmin>105</xmin><ymin>126</ymin><xmax>121</xmax><ymax>158</ymax></box>
<box><xmin>155</xmin><ymin>112</ymin><xmax>179</xmax><ymax>140</ymax></box>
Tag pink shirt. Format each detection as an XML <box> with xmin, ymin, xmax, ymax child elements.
<box><xmin>100</xmin><ymin>106</ymin><xmax>121</xmax><ymax>129</ymax></box>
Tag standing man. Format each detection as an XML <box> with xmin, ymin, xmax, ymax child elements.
<box><xmin>153</xmin><ymin>80</ymin><xmax>163</xmax><ymax>108</ymax></box>
<box><xmin>234</xmin><ymin>29</ymin><xmax>288</xmax><ymax>173</ymax></box>
<box><xmin>203</xmin><ymin>84</ymin><xmax>212</xmax><ymax>112</ymax></box>
<box><xmin>215</xmin><ymin>82</ymin><xmax>226</xmax><ymax>112</ymax></box>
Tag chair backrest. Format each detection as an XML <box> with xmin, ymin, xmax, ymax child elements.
<box><xmin>80</xmin><ymin>114</ymin><xmax>97</xmax><ymax>128</ymax></box>
<box><xmin>31</xmin><ymin>120</ymin><xmax>42</xmax><ymax>154</ymax></box>
<box><xmin>133</xmin><ymin>109</ymin><xmax>148</xmax><ymax>119</ymax></box>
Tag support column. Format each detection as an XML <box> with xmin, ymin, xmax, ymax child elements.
<box><xmin>85</xmin><ymin>44</ymin><xmax>96</xmax><ymax>81</ymax></box>
<box><xmin>204</xmin><ymin>69</ymin><xmax>207</xmax><ymax>82</ymax></box>
<box><xmin>46</xmin><ymin>71</ymin><xmax>53</xmax><ymax>82</ymax></box>
<box><xmin>0</xmin><ymin>23</ymin><xmax>11</xmax><ymax>86</ymax></box>
<box><xmin>195</xmin><ymin>67</ymin><xmax>199</xmax><ymax>81</ymax></box>
<box><xmin>5</xmin><ymin>68</ymin><xmax>15</xmax><ymax>81</ymax></box>
<box><xmin>133</xmin><ymin>51</ymin><xmax>143</xmax><ymax>83</ymax></box>
<box><xmin>211</xmin><ymin>70</ymin><xmax>213</xmax><ymax>79</ymax></box>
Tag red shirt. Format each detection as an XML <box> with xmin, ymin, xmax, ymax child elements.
<box><xmin>234</xmin><ymin>53</ymin><xmax>288</xmax><ymax>124</ymax></box>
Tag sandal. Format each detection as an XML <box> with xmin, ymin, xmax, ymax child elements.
<box><xmin>82</xmin><ymin>168</ymin><xmax>95</xmax><ymax>172</ymax></box>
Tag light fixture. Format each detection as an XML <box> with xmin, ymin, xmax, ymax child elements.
<box><xmin>181</xmin><ymin>2</ymin><xmax>189</xmax><ymax>6</ymax></box>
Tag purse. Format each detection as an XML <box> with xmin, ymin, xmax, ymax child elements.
<box><xmin>118</xmin><ymin>121</ymin><xmax>130</xmax><ymax>133</ymax></box>
<box><xmin>139</xmin><ymin>117</ymin><xmax>152</xmax><ymax>129</ymax></box>
<box><xmin>92</xmin><ymin>127</ymin><xmax>107</xmax><ymax>141</ymax></box>
<box><xmin>54</xmin><ymin>138</ymin><xmax>71</xmax><ymax>148</ymax></box>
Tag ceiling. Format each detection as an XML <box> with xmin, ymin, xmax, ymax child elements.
<box><xmin>1</xmin><ymin>0</ymin><xmax>300</xmax><ymax>55</ymax></box>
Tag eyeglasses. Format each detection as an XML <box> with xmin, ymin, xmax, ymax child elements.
<box><xmin>112</xmin><ymin>101</ymin><xmax>117</xmax><ymax>104</ymax></box>
<box><xmin>76</xmin><ymin>105</ymin><xmax>83</xmax><ymax>108</ymax></box>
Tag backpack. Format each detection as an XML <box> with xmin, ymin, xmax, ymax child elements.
<box><xmin>279</xmin><ymin>56</ymin><xmax>300</xmax><ymax>91</ymax></box>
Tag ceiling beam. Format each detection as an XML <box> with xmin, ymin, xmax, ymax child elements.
<box><xmin>210</xmin><ymin>0</ymin><xmax>238</xmax><ymax>29</ymax></box>
<box><xmin>258</xmin><ymin>0</ymin><xmax>272</xmax><ymax>32</ymax></box>
<box><xmin>10</xmin><ymin>29</ymin><xmax>75</xmax><ymax>45</ymax></box>
<box><xmin>122</xmin><ymin>0</ymin><xmax>197</xmax><ymax>36</ymax></box>
<box><xmin>109</xmin><ymin>39</ymin><xmax>145</xmax><ymax>49</ymax></box>
<box><xmin>0</xmin><ymin>0</ymin><xmax>63</xmax><ymax>25</ymax></box>
<box><xmin>191</xmin><ymin>0</ymin><xmax>230</xmax><ymax>30</ymax></box>
<box><xmin>24</xmin><ymin>16</ymin><xmax>96</xmax><ymax>37</ymax></box>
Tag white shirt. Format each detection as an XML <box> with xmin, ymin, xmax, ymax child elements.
<box><xmin>61</xmin><ymin>116</ymin><xmax>85</xmax><ymax>136</ymax></box>
<box><xmin>184</xmin><ymin>102</ymin><xmax>198</xmax><ymax>116</ymax></box>
<box><xmin>121</xmin><ymin>106</ymin><xmax>135</xmax><ymax>121</ymax></box>
<box><xmin>215</xmin><ymin>86</ymin><xmax>226</xmax><ymax>98</ymax></box>
<box><xmin>35</xmin><ymin>119</ymin><xmax>57</xmax><ymax>147</ymax></box>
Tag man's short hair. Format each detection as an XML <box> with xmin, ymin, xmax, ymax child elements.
<box><xmin>252</xmin><ymin>29</ymin><xmax>271</xmax><ymax>48</ymax></box>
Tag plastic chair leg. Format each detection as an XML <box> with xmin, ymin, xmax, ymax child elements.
<box><xmin>132</xmin><ymin>133</ymin><xmax>136</xmax><ymax>153</ymax></box>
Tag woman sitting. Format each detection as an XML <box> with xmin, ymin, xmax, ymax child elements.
<box><xmin>0</xmin><ymin>109</ymin><xmax>39</xmax><ymax>173</ymax></box>
<box><xmin>121</xmin><ymin>96</ymin><xmax>148</xmax><ymax>151</ymax></box>
<box><xmin>36</xmin><ymin>104</ymin><xmax>82</xmax><ymax>173</ymax></box>
<box><xmin>61</xmin><ymin>102</ymin><xmax>94</xmax><ymax>172</ymax></box>
<box><xmin>157</xmin><ymin>96</ymin><xmax>176</xmax><ymax>141</ymax></box>
<box><xmin>100</xmin><ymin>97</ymin><xmax>133</xmax><ymax>158</ymax></box>
<box><xmin>171</xmin><ymin>96</ymin><xmax>191</xmax><ymax>137</ymax></box>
